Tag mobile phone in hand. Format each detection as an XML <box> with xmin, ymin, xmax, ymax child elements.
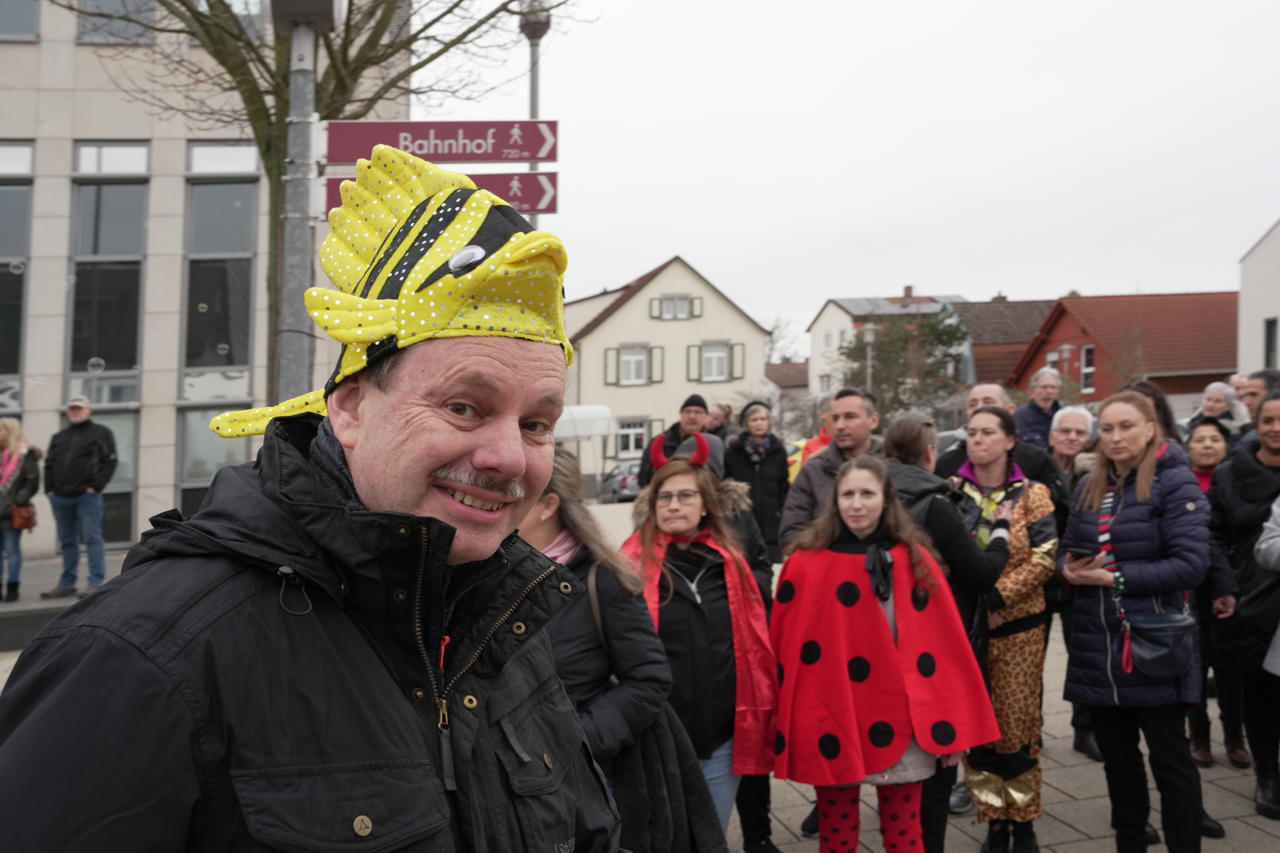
<box><xmin>1067</xmin><ymin>547</ymin><xmax>1098</xmax><ymax>560</ymax></box>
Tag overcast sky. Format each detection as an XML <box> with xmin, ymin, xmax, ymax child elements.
<box><xmin>433</xmin><ymin>1</ymin><xmax>1280</xmax><ymax>354</ymax></box>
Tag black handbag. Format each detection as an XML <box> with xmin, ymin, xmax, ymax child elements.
<box><xmin>1114</xmin><ymin>587</ymin><xmax>1197</xmax><ymax>680</ymax></box>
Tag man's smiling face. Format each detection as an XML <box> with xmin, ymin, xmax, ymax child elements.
<box><xmin>328</xmin><ymin>337</ymin><xmax>565</xmax><ymax>564</ymax></box>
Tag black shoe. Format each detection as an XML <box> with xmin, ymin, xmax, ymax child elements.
<box><xmin>949</xmin><ymin>780</ymin><xmax>973</xmax><ymax>815</ymax></box>
<box><xmin>2</xmin><ymin>582</ymin><xmax>17</xmax><ymax>603</ymax></box>
<box><xmin>1199</xmin><ymin>810</ymin><xmax>1225</xmax><ymax>839</ymax></box>
<box><xmin>1258</xmin><ymin>771</ymin><xmax>1280</xmax><ymax>820</ymax></box>
<box><xmin>1145</xmin><ymin>823</ymin><xmax>1161</xmax><ymax>845</ymax></box>
<box><xmin>741</xmin><ymin>839</ymin><xmax>782</xmax><ymax>853</ymax></box>
<box><xmin>40</xmin><ymin>586</ymin><xmax>77</xmax><ymax>600</ymax></box>
<box><xmin>1011</xmin><ymin>821</ymin><xmax>1039</xmax><ymax>853</ymax></box>
<box><xmin>1073</xmin><ymin>730</ymin><xmax>1104</xmax><ymax>763</ymax></box>
<box><xmin>800</xmin><ymin>805</ymin><xmax>818</xmax><ymax>837</ymax></box>
<box><xmin>980</xmin><ymin>820</ymin><xmax>1011</xmax><ymax>853</ymax></box>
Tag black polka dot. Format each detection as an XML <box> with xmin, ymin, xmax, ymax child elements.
<box><xmin>801</xmin><ymin>641</ymin><xmax>822</xmax><ymax>664</ymax></box>
<box><xmin>836</xmin><ymin>581</ymin><xmax>860</xmax><ymax>606</ymax></box>
<box><xmin>917</xmin><ymin>652</ymin><xmax>936</xmax><ymax>677</ymax></box>
<box><xmin>932</xmin><ymin>721</ymin><xmax>957</xmax><ymax>746</ymax></box>
<box><xmin>912</xmin><ymin>586</ymin><xmax>929</xmax><ymax>611</ymax></box>
<box><xmin>776</xmin><ymin>580</ymin><xmax>795</xmax><ymax>603</ymax></box>
<box><xmin>869</xmin><ymin>721</ymin><xmax>895</xmax><ymax>747</ymax></box>
<box><xmin>774</xmin><ymin>730</ymin><xmax>786</xmax><ymax>755</ymax></box>
<box><xmin>778</xmin><ymin>662</ymin><xmax>785</xmax><ymax>686</ymax></box>
<box><xmin>847</xmin><ymin>656</ymin><xmax>871</xmax><ymax>682</ymax></box>
<box><xmin>819</xmin><ymin>733</ymin><xmax>841</xmax><ymax>759</ymax></box>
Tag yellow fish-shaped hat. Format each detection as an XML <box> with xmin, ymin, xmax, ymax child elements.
<box><xmin>211</xmin><ymin>145</ymin><xmax>572</xmax><ymax>437</ymax></box>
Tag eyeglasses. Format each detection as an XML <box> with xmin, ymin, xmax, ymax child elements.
<box><xmin>655</xmin><ymin>489</ymin><xmax>701</xmax><ymax>506</ymax></box>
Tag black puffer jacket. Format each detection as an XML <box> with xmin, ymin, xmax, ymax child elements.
<box><xmin>0</xmin><ymin>415</ymin><xmax>618</xmax><ymax>852</ymax></box>
<box><xmin>43</xmin><ymin>419</ymin><xmax>116</xmax><ymax>496</ymax></box>
<box><xmin>723</xmin><ymin>434</ymin><xmax>790</xmax><ymax>560</ymax></box>
<box><xmin>547</xmin><ymin>546</ymin><xmax>672</xmax><ymax>772</ymax></box>
<box><xmin>1210</xmin><ymin>438</ymin><xmax>1280</xmax><ymax>596</ymax></box>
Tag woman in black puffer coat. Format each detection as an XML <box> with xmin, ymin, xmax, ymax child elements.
<box><xmin>1061</xmin><ymin>391</ymin><xmax>1209</xmax><ymax>853</ymax></box>
<box><xmin>723</xmin><ymin>401</ymin><xmax>790</xmax><ymax>564</ymax></box>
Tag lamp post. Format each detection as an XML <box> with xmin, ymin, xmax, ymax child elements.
<box><xmin>520</xmin><ymin>2</ymin><xmax>551</xmax><ymax>229</ymax></box>
<box><xmin>864</xmin><ymin>323</ymin><xmax>878</xmax><ymax>394</ymax></box>
<box><xmin>1057</xmin><ymin>343</ymin><xmax>1076</xmax><ymax>395</ymax></box>
<box><xmin>271</xmin><ymin>0</ymin><xmax>336</xmax><ymax>401</ymax></box>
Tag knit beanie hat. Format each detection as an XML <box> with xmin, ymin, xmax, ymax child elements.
<box><xmin>680</xmin><ymin>394</ymin><xmax>708</xmax><ymax>413</ymax></box>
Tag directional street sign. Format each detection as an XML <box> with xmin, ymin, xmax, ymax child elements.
<box><xmin>325</xmin><ymin>172</ymin><xmax>558</xmax><ymax>215</ymax></box>
<box><xmin>327</xmin><ymin>120</ymin><xmax>557</xmax><ymax>164</ymax></box>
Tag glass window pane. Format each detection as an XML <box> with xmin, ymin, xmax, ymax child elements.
<box><xmin>190</xmin><ymin>143</ymin><xmax>258</xmax><ymax>174</ymax></box>
<box><xmin>92</xmin><ymin>411</ymin><xmax>137</xmax><ymax>489</ymax></box>
<box><xmin>188</xmin><ymin>183</ymin><xmax>255</xmax><ymax>253</ymax></box>
<box><xmin>181</xmin><ymin>409</ymin><xmax>250</xmax><ymax>482</ymax></box>
<box><xmin>0</xmin><ymin>0</ymin><xmax>39</xmax><ymax>37</ymax></box>
<box><xmin>74</xmin><ymin>184</ymin><xmax>147</xmax><ymax>256</ymax></box>
<box><xmin>102</xmin><ymin>491</ymin><xmax>133</xmax><ymax>543</ymax></box>
<box><xmin>0</xmin><ymin>378</ymin><xmax>19</xmax><ymax>412</ymax></box>
<box><xmin>186</xmin><ymin>258</ymin><xmax>251</xmax><ymax>367</ymax></box>
<box><xmin>72</xmin><ymin>261</ymin><xmax>140</xmax><ymax>371</ymax></box>
<box><xmin>181</xmin><ymin>369</ymin><xmax>250</xmax><ymax>401</ymax></box>
<box><xmin>78</xmin><ymin>0</ymin><xmax>154</xmax><ymax>44</ymax></box>
<box><xmin>75</xmin><ymin>143</ymin><xmax>149</xmax><ymax>175</ymax></box>
<box><xmin>0</xmin><ymin>186</ymin><xmax>32</xmax><ymax>257</ymax></box>
<box><xmin>0</xmin><ymin>270</ymin><xmax>23</xmax><ymax>374</ymax></box>
<box><xmin>0</xmin><ymin>143</ymin><xmax>33</xmax><ymax>174</ymax></box>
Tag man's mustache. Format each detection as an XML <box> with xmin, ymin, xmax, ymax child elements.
<box><xmin>431</xmin><ymin>466</ymin><xmax>526</xmax><ymax>501</ymax></box>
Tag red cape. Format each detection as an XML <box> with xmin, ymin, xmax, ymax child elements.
<box><xmin>621</xmin><ymin>529</ymin><xmax>777</xmax><ymax>775</ymax></box>
<box><xmin>771</xmin><ymin>544</ymin><xmax>999</xmax><ymax>786</ymax></box>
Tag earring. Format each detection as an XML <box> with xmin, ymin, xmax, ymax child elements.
<box><xmin>540</xmin><ymin>514</ymin><xmax>550</xmax><ymax>522</ymax></box>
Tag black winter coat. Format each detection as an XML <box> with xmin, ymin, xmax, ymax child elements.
<box><xmin>1209</xmin><ymin>438</ymin><xmax>1280</xmax><ymax>596</ymax></box>
<box><xmin>547</xmin><ymin>546</ymin><xmax>672</xmax><ymax>771</ymax></box>
<box><xmin>723</xmin><ymin>434</ymin><xmax>790</xmax><ymax>559</ymax></box>
<box><xmin>43</xmin><ymin>419</ymin><xmax>117</xmax><ymax>496</ymax></box>
<box><xmin>0</xmin><ymin>415</ymin><xmax>619</xmax><ymax>852</ymax></box>
<box><xmin>0</xmin><ymin>448</ymin><xmax>40</xmax><ymax>530</ymax></box>
<box><xmin>1061</xmin><ymin>446</ymin><xmax>1209</xmax><ymax>707</ymax></box>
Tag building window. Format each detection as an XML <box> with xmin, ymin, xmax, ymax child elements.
<box><xmin>0</xmin><ymin>0</ymin><xmax>39</xmax><ymax>39</ymax></box>
<box><xmin>1044</xmin><ymin>350</ymin><xmax>1060</xmax><ymax>372</ymax></box>
<box><xmin>661</xmin><ymin>295</ymin><xmax>690</xmax><ymax>320</ymax></box>
<box><xmin>90</xmin><ymin>411</ymin><xmax>138</xmax><ymax>544</ymax></box>
<box><xmin>701</xmin><ymin>343</ymin><xmax>729</xmax><ymax>382</ymax></box>
<box><xmin>189</xmin><ymin>142</ymin><xmax>259</xmax><ymax>175</ymax></box>
<box><xmin>0</xmin><ymin>153</ymin><xmax>33</xmax><ymax>408</ymax></box>
<box><xmin>1080</xmin><ymin>345</ymin><xmax>1096</xmax><ymax>393</ymax></box>
<box><xmin>617</xmin><ymin>419</ymin><xmax>646</xmax><ymax>458</ymax></box>
<box><xmin>179</xmin><ymin>408</ymin><xmax>251</xmax><ymax>516</ymax></box>
<box><xmin>819</xmin><ymin>374</ymin><xmax>831</xmax><ymax>393</ymax></box>
<box><xmin>838</xmin><ymin>329</ymin><xmax>848</xmax><ymax>347</ymax></box>
<box><xmin>824</xmin><ymin>331</ymin><xmax>833</xmax><ymax>351</ymax></box>
<box><xmin>76</xmin><ymin>142</ymin><xmax>149</xmax><ymax>175</ymax></box>
<box><xmin>77</xmin><ymin>0</ymin><xmax>155</xmax><ymax>45</ymax></box>
<box><xmin>619</xmin><ymin>345</ymin><xmax>647</xmax><ymax>385</ymax></box>
<box><xmin>0</xmin><ymin>142</ymin><xmax>34</xmax><ymax>175</ymax></box>
<box><xmin>1266</xmin><ymin>318</ymin><xmax>1278</xmax><ymax>370</ymax></box>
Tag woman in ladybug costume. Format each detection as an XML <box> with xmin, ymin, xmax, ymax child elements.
<box><xmin>772</xmin><ymin>455</ymin><xmax>999</xmax><ymax>852</ymax></box>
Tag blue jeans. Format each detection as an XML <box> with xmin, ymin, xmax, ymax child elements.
<box><xmin>698</xmin><ymin>738</ymin><xmax>740</xmax><ymax>833</ymax></box>
<box><xmin>0</xmin><ymin>527</ymin><xmax>20</xmax><ymax>584</ymax></box>
<box><xmin>49</xmin><ymin>492</ymin><xmax>107</xmax><ymax>589</ymax></box>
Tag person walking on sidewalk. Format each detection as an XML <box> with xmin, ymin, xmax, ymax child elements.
<box><xmin>41</xmin><ymin>396</ymin><xmax>116</xmax><ymax>599</ymax></box>
<box><xmin>0</xmin><ymin>418</ymin><xmax>41</xmax><ymax>603</ymax></box>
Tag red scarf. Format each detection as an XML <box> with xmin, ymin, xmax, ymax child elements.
<box><xmin>621</xmin><ymin>528</ymin><xmax>776</xmax><ymax>775</ymax></box>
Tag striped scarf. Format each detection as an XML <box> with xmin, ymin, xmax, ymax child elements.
<box><xmin>1097</xmin><ymin>485</ymin><xmax>1118</xmax><ymax>574</ymax></box>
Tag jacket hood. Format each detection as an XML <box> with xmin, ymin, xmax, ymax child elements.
<box><xmin>630</xmin><ymin>477</ymin><xmax>753</xmax><ymax>530</ymax></box>
<box><xmin>1226</xmin><ymin>437</ymin><xmax>1280</xmax><ymax>503</ymax></box>
<box><xmin>886</xmin><ymin>461</ymin><xmax>951</xmax><ymax>504</ymax></box>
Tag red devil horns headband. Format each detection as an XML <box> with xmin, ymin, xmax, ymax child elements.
<box><xmin>649</xmin><ymin>431</ymin><xmax>710</xmax><ymax>470</ymax></box>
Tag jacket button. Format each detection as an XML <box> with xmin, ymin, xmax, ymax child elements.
<box><xmin>411</xmin><ymin>687</ymin><xmax>427</xmax><ymax>701</ymax></box>
<box><xmin>397</xmin><ymin>526</ymin><xmax>410</xmax><ymax>537</ymax></box>
<box><xmin>353</xmin><ymin>815</ymin><xmax>373</xmax><ymax>837</ymax></box>
<box><xmin>511</xmin><ymin>621</ymin><xmax>527</xmax><ymax>635</ymax></box>
<box><xmin>558</xmin><ymin>581</ymin><xmax>573</xmax><ymax>594</ymax></box>
<box><xmin>393</xmin><ymin>589</ymin><xmax>407</xmax><ymax>603</ymax></box>
<box><xmin>1185</xmin><ymin>502</ymin><xmax>1196</xmax><ymax>511</ymax></box>
<box><xmin>463</xmin><ymin>694</ymin><xmax>478</xmax><ymax>709</ymax></box>
<box><xmin>543</xmin><ymin>753</ymin><xmax>554</xmax><ymax>770</ymax></box>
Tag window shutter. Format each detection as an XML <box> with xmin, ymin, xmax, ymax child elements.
<box><xmin>686</xmin><ymin>344</ymin><xmax>702</xmax><ymax>381</ymax></box>
<box><xmin>649</xmin><ymin>298</ymin><xmax>661</xmax><ymax>319</ymax></box>
<box><xmin>691</xmin><ymin>296</ymin><xmax>703</xmax><ymax>318</ymax></box>
<box><xmin>604</xmin><ymin>347</ymin><xmax>618</xmax><ymax>385</ymax></box>
<box><xmin>649</xmin><ymin>346</ymin><xmax>664</xmax><ymax>384</ymax></box>
<box><xmin>731</xmin><ymin>342</ymin><xmax>746</xmax><ymax>380</ymax></box>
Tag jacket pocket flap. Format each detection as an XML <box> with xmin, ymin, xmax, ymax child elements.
<box><xmin>495</xmin><ymin>680</ymin><xmax>580</xmax><ymax>796</ymax></box>
<box><xmin>231</xmin><ymin>759</ymin><xmax>450</xmax><ymax>852</ymax></box>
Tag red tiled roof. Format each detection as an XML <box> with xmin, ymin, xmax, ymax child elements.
<box><xmin>766</xmin><ymin>361</ymin><xmax>809</xmax><ymax>388</ymax></box>
<box><xmin>1062</xmin><ymin>292</ymin><xmax>1237</xmax><ymax>375</ymax></box>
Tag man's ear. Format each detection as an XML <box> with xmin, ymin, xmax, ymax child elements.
<box><xmin>325</xmin><ymin>378</ymin><xmax>365</xmax><ymax>452</ymax></box>
<box><xmin>869</xmin><ymin>411</ymin><xmax>881</xmax><ymax>429</ymax></box>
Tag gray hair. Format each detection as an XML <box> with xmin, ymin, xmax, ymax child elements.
<box><xmin>1030</xmin><ymin>366</ymin><xmax>1062</xmax><ymax>387</ymax></box>
<box><xmin>817</xmin><ymin>394</ymin><xmax>835</xmax><ymax>413</ymax></box>
<box><xmin>1051</xmin><ymin>405</ymin><xmax>1094</xmax><ymax>433</ymax></box>
<box><xmin>1202</xmin><ymin>381</ymin><xmax>1236</xmax><ymax>401</ymax></box>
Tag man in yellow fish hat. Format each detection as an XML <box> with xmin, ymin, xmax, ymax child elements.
<box><xmin>0</xmin><ymin>146</ymin><xmax>620</xmax><ymax>851</ymax></box>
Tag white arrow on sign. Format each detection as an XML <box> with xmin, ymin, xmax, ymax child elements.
<box><xmin>537</xmin><ymin>123</ymin><xmax>556</xmax><ymax>159</ymax></box>
<box><xmin>537</xmin><ymin>174</ymin><xmax>556</xmax><ymax>210</ymax></box>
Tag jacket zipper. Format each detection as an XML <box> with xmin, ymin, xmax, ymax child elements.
<box><xmin>411</xmin><ymin>527</ymin><xmax>558</xmax><ymax>790</ymax></box>
<box><xmin>1101</xmin><ymin>479</ymin><xmax>1126</xmax><ymax>705</ymax></box>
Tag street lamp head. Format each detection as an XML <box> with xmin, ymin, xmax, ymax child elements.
<box><xmin>519</xmin><ymin>1</ymin><xmax>551</xmax><ymax>41</ymax></box>
<box><xmin>271</xmin><ymin>0</ymin><xmax>340</xmax><ymax>32</ymax></box>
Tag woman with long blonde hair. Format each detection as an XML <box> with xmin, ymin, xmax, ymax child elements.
<box><xmin>0</xmin><ymin>418</ymin><xmax>41</xmax><ymax>602</ymax></box>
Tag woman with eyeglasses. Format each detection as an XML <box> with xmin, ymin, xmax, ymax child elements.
<box><xmin>621</xmin><ymin>445</ymin><xmax>776</xmax><ymax>835</ymax></box>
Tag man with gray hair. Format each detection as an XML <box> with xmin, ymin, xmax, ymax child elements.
<box><xmin>1014</xmin><ymin>366</ymin><xmax>1062</xmax><ymax>450</ymax></box>
<box><xmin>1049</xmin><ymin>405</ymin><xmax>1095</xmax><ymax>492</ymax></box>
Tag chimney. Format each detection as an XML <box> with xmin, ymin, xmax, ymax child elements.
<box><xmin>992</xmin><ymin>291</ymin><xmax>1008</xmax><ymax>303</ymax></box>
<box><xmin>903</xmin><ymin>284</ymin><xmax>914</xmax><ymax>301</ymax></box>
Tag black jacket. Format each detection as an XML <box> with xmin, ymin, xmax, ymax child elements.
<box><xmin>0</xmin><ymin>415</ymin><xmax>618</xmax><ymax>852</ymax></box>
<box><xmin>0</xmin><ymin>448</ymin><xmax>41</xmax><ymax>530</ymax></box>
<box><xmin>44</xmin><ymin>419</ymin><xmax>117</xmax><ymax>496</ymax></box>
<box><xmin>547</xmin><ymin>547</ymin><xmax>672</xmax><ymax>770</ymax></box>
<box><xmin>1210</xmin><ymin>438</ymin><xmax>1280</xmax><ymax>596</ymax></box>
<box><xmin>723</xmin><ymin>434</ymin><xmax>790</xmax><ymax>556</ymax></box>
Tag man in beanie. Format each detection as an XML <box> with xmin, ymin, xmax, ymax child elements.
<box><xmin>0</xmin><ymin>147</ymin><xmax>619</xmax><ymax>851</ymax></box>
<box><xmin>637</xmin><ymin>393</ymin><xmax>710</xmax><ymax>487</ymax></box>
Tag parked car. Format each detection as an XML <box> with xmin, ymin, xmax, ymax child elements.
<box><xmin>599</xmin><ymin>460</ymin><xmax>642</xmax><ymax>503</ymax></box>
